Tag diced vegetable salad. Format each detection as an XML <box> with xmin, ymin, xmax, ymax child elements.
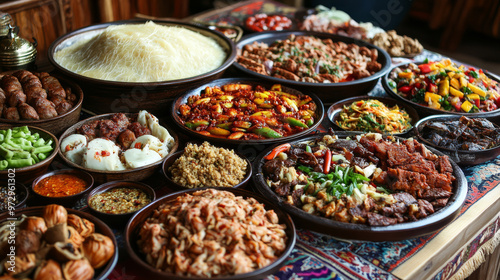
<box><xmin>0</xmin><ymin>126</ymin><xmax>54</xmax><ymax>170</ymax></box>
<box><xmin>388</xmin><ymin>59</ymin><xmax>500</xmax><ymax>113</ymax></box>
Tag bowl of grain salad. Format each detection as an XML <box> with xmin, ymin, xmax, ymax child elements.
<box><xmin>87</xmin><ymin>180</ymin><xmax>156</xmax><ymax>225</ymax></box>
<box><xmin>162</xmin><ymin>141</ymin><xmax>252</xmax><ymax>190</ymax></box>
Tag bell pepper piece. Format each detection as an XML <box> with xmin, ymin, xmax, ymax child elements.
<box><xmin>398</xmin><ymin>86</ymin><xmax>412</xmax><ymax>93</ymax></box>
<box><xmin>185</xmin><ymin>120</ymin><xmax>209</xmax><ymax>129</ymax></box>
<box><xmin>467</xmin><ymin>94</ymin><xmax>480</xmax><ymax>100</ymax></box>
<box><xmin>398</xmin><ymin>71</ymin><xmax>414</xmax><ymax>78</ymax></box>
<box><xmin>264</xmin><ymin>143</ymin><xmax>291</xmax><ymax>160</ymax></box>
<box><xmin>232</xmin><ymin>121</ymin><xmax>251</xmax><ymax>129</ymax></box>
<box><xmin>284</xmin><ymin>117</ymin><xmax>308</xmax><ymax>128</ymax></box>
<box><xmin>425</xmin><ymin>92</ymin><xmax>442</xmax><ymax>103</ymax></box>
<box><xmin>418</xmin><ymin>64</ymin><xmax>432</xmax><ymax>74</ymax></box>
<box><xmin>306</xmin><ymin>118</ymin><xmax>314</xmax><ymax>127</ymax></box>
<box><xmin>193</xmin><ymin>97</ymin><xmax>211</xmax><ymax>106</ymax></box>
<box><xmin>228</xmin><ymin>132</ymin><xmax>245</xmax><ymax>140</ymax></box>
<box><xmin>251</xmin><ymin>111</ymin><xmax>273</xmax><ymax>117</ymax></box>
<box><xmin>207</xmin><ymin>127</ymin><xmax>231</xmax><ymax>136</ymax></box>
<box><xmin>253</xmin><ymin>127</ymin><xmax>282</xmax><ymax>138</ymax></box>
<box><xmin>216</xmin><ymin>122</ymin><xmax>232</xmax><ymax>130</ymax></box>
<box><xmin>450</xmin><ymin>78</ymin><xmax>460</xmax><ymax>89</ymax></box>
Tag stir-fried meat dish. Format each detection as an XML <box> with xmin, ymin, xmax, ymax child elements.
<box><xmin>138</xmin><ymin>189</ymin><xmax>288</xmax><ymax>277</ymax></box>
<box><xmin>420</xmin><ymin>116</ymin><xmax>500</xmax><ymax>151</ymax></box>
<box><xmin>262</xmin><ymin>132</ymin><xmax>455</xmax><ymax>226</ymax></box>
<box><xmin>77</xmin><ymin>113</ymin><xmax>150</xmax><ymax>148</ymax></box>
<box><xmin>237</xmin><ymin>34</ymin><xmax>382</xmax><ymax>83</ymax></box>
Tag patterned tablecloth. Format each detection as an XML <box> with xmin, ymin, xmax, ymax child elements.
<box><xmin>107</xmin><ymin>1</ymin><xmax>500</xmax><ymax>279</ymax></box>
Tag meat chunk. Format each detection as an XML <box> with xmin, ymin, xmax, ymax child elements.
<box><xmin>117</xmin><ymin>129</ymin><xmax>136</xmax><ymax>149</ymax></box>
<box><xmin>8</xmin><ymin>90</ymin><xmax>26</xmax><ymax>107</ymax></box>
<box><xmin>128</xmin><ymin>122</ymin><xmax>151</xmax><ymax>137</ymax></box>
<box><xmin>367</xmin><ymin>212</ymin><xmax>398</xmax><ymax>226</ymax></box>
<box><xmin>98</xmin><ymin>119</ymin><xmax>120</xmax><ymax>141</ymax></box>
<box><xmin>39</xmin><ymin>72</ymin><xmax>66</xmax><ymax>99</ymax></box>
<box><xmin>77</xmin><ymin>120</ymin><xmax>100</xmax><ymax>140</ymax></box>
<box><xmin>111</xmin><ymin>113</ymin><xmax>130</xmax><ymax>131</ymax></box>
<box><xmin>32</xmin><ymin>98</ymin><xmax>57</xmax><ymax>119</ymax></box>
<box><xmin>3</xmin><ymin>107</ymin><xmax>20</xmax><ymax>120</ymax></box>
<box><xmin>18</xmin><ymin>103</ymin><xmax>39</xmax><ymax>120</ymax></box>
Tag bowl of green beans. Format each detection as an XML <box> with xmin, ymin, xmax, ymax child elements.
<box><xmin>0</xmin><ymin>125</ymin><xmax>59</xmax><ymax>184</ymax></box>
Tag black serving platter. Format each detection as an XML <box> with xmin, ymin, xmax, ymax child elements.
<box><xmin>252</xmin><ymin>132</ymin><xmax>468</xmax><ymax>242</ymax></box>
<box><xmin>171</xmin><ymin>77</ymin><xmax>324</xmax><ymax>146</ymax></box>
<box><xmin>234</xmin><ymin>31</ymin><xmax>392</xmax><ymax>104</ymax></box>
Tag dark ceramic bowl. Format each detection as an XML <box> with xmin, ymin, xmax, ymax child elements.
<box><xmin>125</xmin><ymin>187</ymin><xmax>296</xmax><ymax>280</ymax></box>
<box><xmin>172</xmin><ymin>77</ymin><xmax>324</xmax><ymax>145</ymax></box>
<box><xmin>31</xmin><ymin>169</ymin><xmax>94</xmax><ymax>207</ymax></box>
<box><xmin>58</xmin><ymin>113</ymin><xmax>179</xmax><ymax>184</ymax></box>
<box><xmin>234</xmin><ymin>31</ymin><xmax>391</xmax><ymax>104</ymax></box>
<box><xmin>0</xmin><ymin>125</ymin><xmax>59</xmax><ymax>185</ymax></box>
<box><xmin>382</xmin><ymin>61</ymin><xmax>500</xmax><ymax>120</ymax></box>
<box><xmin>48</xmin><ymin>19</ymin><xmax>236</xmax><ymax>116</ymax></box>
<box><xmin>0</xmin><ymin>206</ymin><xmax>118</xmax><ymax>280</ymax></box>
<box><xmin>327</xmin><ymin>95</ymin><xmax>419</xmax><ymax>136</ymax></box>
<box><xmin>0</xmin><ymin>182</ymin><xmax>28</xmax><ymax>212</ymax></box>
<box><xmin>0</xmin><ymin>74</ymin><xmax>83</xmax><ymax>136</ymax></box>
<box><xmin>414</xmin><ymin>114</ymin><xmax>500</xmax><ymax>166</ymax></box>
<box><xmin>252</xmin><ymin>132</ymin><xmax>468</xmax><ymax>242</ymax></box>
<box><xmin>162</xmin><ymin>148</ymin><xmax>252</xmax><ymax>191</ymax></box>
<box><xmin>87</xmin><ymin>181</ymin><xmax>156</xmax><ymax>225</ymax></box>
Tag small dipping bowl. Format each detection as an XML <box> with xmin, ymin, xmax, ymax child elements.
<box><xmin>31</xmin><ymin>169</ymin><xmax>94</xmax><ymax>207</ymax></box>
<box><xmin>87</xmin><ymin>181</ymin><xmax>156</xmax><ymax>226</ymax></box>
<box><xmin>0</xmin><ymin>182</ymin><xmax>29</xmax><ymax>212</ymax></box>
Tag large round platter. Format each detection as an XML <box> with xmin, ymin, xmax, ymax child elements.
<box><xmin>58</xmin><ymin>113</ymin><xmax>179</xmax><ymax>183</ymax></box>
<box><xmin>125</xmin><ymin>187</ymin><xmax>296</xmax><ymax>280</ymax></box>
<box><xmin>252</xmin><ymin>132</ymin><xmax>468</xmax><ymax>241</ymax></box>
<box><xmin>0</xmin><ymin>206</ymin><xmax>119</xmax><ymax>280</ymax></box>
<box><xmin>48</xmin><ymin>19</ymin><xmax>236</xmax><ymax>116</ymax></box>
<box><xmin>382</xmin><ymin>61</ymin><xmax>500</xmax><ymax>119</ymax></box>
<box><xmin>233</xmin><ymin>31</ymin><xmax>392</xmax><ymax>104</ymax></box>
<box><xmin>171</xmin><ymin>77</ymin><xmax>324</xmax><ymax>145</ymax></box>
<box><xmin>0</xmin><ymin>73</ymin><xmax>83</xmax><ymax>136</ymax></box>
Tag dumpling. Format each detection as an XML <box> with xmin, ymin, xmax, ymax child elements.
<box><xmin>131</xmin><ymin>135</ymin><xmax>169</xmax><ymax>158</ymax></box>
<box><xmin>82</xmin><ymin>139</ymin><xmax>125</xmax><ymax>171</ymax></box>
<box><xmin>123</xmin><ymin>145</ymin><xmax>162</xmax><ymax>168</ymax></box>
<box><xmin>137</xmin><ymin>110</ymin><xmax>174</xmax><ymax>147</ymax></box>
<box><xmin>60</xmin><ymin>134</ymin><xmax>87</xmax><ymax>165</ymax></box>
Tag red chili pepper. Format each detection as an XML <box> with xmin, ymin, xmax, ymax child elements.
<box><xmin>419</xmin><ymin>64</ymin><xmax>432</xmax><ymax>74</ymax></box>
<box><xmin>324</xmin><ymin>149</ymin><xmax>331</xmax><ymax>174</ymax></box>
<box><xmin>134</xmin><ymin>143</ymin><xmax>142</xmax><ymax>149</ymax></box>
<box><xmin>101</xmin><ymin>150</ymin><xmax>110</xmax><ymax>156</ymax></box>
<box><xmin>474</xmin><ymin>98</ymin><xmax>480</xmax><ymax>107</ymax></box>
<box><xmin>265</xmin><ymin>143</ymin><xmax>291</xmax><ymax>160</ymax></box>
<box><xmin>479</xmin><ymin>69</ymin><xmax>484</xmax><ymax>74</ymax></box>
<box><xmin>398</xmin><ymin>86</ymin><xmax>412</xmax><ymax>93</ymax></box>
<box><xmin>453</xmin><ymin>101</ymin><xmax>462</xmax><ymax>112</ymax></box>
<box><xmin>65</xmin><ymin>145</ymin><xmax>71</xmax><ymax>152</ymax></box>
<box><xmin>356</xmin><ymin>101</ymin><xmax>364</xmax><ymax>106</ymax></box>
<box><xmin>469</xmin><ymin>77</ymin><xmax>475</xmax><ymax>83</ymax></box>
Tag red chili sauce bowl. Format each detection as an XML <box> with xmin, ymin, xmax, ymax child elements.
<box><xmin>31</xmin><ymin>169</ymin><xmax>94</xmax><ymax>207</ymax></box>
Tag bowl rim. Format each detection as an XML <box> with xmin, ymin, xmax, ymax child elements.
<box><xmin>86</xmin><ymin>180</ymin><xmax>156</xmax><ymax>217</ymax></box>
<box><xmin>171</xmin><ymin>77</ymin><xmax>325</xmax><ymax>145</ymax></box>
<box><xmin>0</xmin><ymin>182</ymin><xmax>29</xmax><ymax>209</ymax></box>
<box><xmin>58</xmin><ymin>112</ymin><xmax>179</xmax><ymax>175</ymax></box>
<box><xmin>382</xmin><ymin>60</ymin><xmax>500</xmax><ymax>117</ymax></box>
<box><xmin>327</xmin><ymin>95</ymin><xmax>420</xmax><ymax>135</ymax></box>
<box><xmin>48</xmin><ymin>18</ymin><xmax>237</xmax><ymax>87</ymax></box>
<box><xmin>0</xmin><ymin>73</ymin><xmax>84</xmax><ymax>125</ymax></box>
<box><xmin>234</xmin><ymin>30</ymin><xmax>392</xmax><ymax>87</ymax></box>
<box><xmin>124</xmin><ymin>186</ymin><xmax>297</xmax><ymax>280</ymax></box>
<box><xmin>0</xmin><ymin>125</ymin><xmax>59</xmax><ymax>173</ymax></box>
<box><xmin>252</xmin><ymin>132</ymin><xmax>468</xmax><ymax>242</ymax></box>
<box><xmin>161</xmin><ymin>147</ymin><xmax>253</xmax><ymax>190</ymax></box>
<box><xmin>31</xmin><ymin>168</ymin><xmax>94</xmax><ymax>199</ymax></box>
<box><xmin>414</xmin><ymin>114</ymin><xmax>500</xmax><ymax>154</ymax></box>
<box><xmin>0</xmin><ymin>205</ymin><xmax>119</xmax><ymax>280</ymax></box>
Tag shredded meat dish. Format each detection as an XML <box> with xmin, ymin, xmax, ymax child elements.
<box><xmin>137</xmin><ymin>189</ymin><xmax>288</xmax><ymax>277</ymax></box>
<box><xmin>237</xmin><ymin>34</ymin><xmax>382</xmax><ymax>83</ymax></box>
<box><xmin>262</xmin><ymin>132</ymin><xmax>455</xmax><ymax>226</ymax></box>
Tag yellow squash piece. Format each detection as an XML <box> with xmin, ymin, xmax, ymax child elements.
<box><xmin>438</xmin><ymin>79</ymin><xmax>450</xmax><ymax>96</ymax></box>
<box><xmin>450</xmin><ymin>78</ymin><xmax>460</xmax><ymax>90</ymax></box>
<box><xmin>467</xmin><ymin>94</ymin><xmax>480</xmax><ymax>100</ymax></box>
<box><xmin>398</xmin><ymin>72</ymin><xmax>413</xmax><ymax>79</ymax></box>
<box><xmin>461</xmin><ymin>100</ymin><xmax>473</xmax><ymax>112</ymax></box>
<box><xmin>468</xmin><ymin>83</ymin><xmax>486</xmax><ymax>97</ymax></box>
<box><xmin>449</xmin><ymin>87</ymin><xmax>464</xmax><ymax>98</ymax></box>
<box><xmin>425</xmin><ymin>92</ymin><xmax>442</xmax><ymax>103</ymax></box>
